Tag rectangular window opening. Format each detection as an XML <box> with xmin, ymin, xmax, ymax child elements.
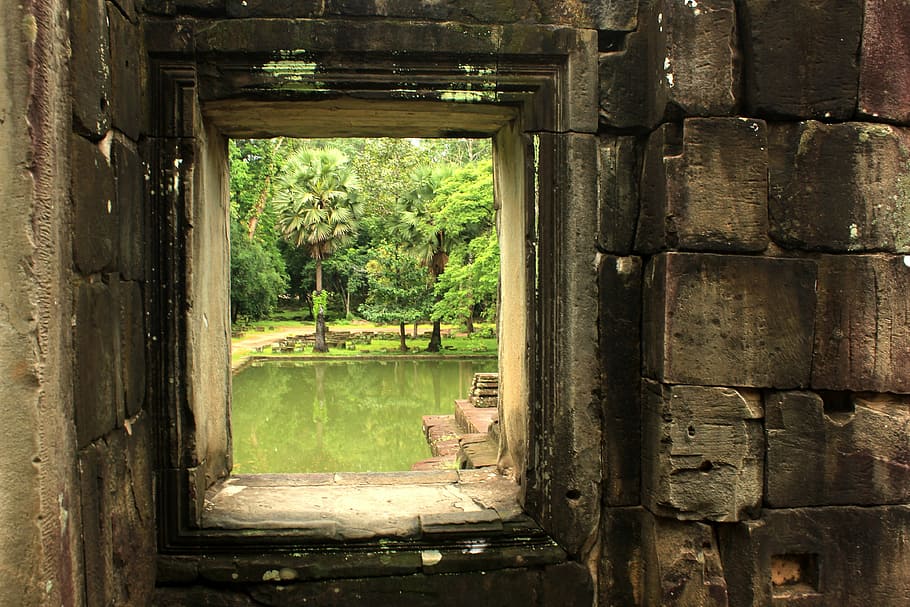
<box><xmin>198</xmin><ymin>128</ymin><xmax>535</xmax><ymax>540</ymax></box>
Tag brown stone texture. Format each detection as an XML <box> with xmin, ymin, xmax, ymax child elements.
<box><xmin>597</xmin><ymin>136</ymin><xmax>640</xmax><ymax>255</ymax></box>
<box><xmin>79</xmin><ymin>418</ymin><xmax>155</xmax><ymax>606</ymax></box>
<box><xmin>859</xmin><ymin>0</ymin><xmax>910</xmax><ymax>124</ymax></box>
<box><xmin>600</xmin><ymin>508</ymin><xmax>730</xmax><ymax>606</ymax></box>
<box><xmin>70</xmin><ymin>0</ymin><xmax>112</xmax><ymax>138</ymax></box>
<box><xmin>643</xmin><ymin>253</ymin><xmax>817</xmax><ymax>388</ymax></box>
<box><xmin>765</xmin><ymin>391</ymin><xmax>910</xmax><ymax>507</ymax></box>
<box><xmin>599</xmin><ymin>25</ymin><xmax>654</xmax><ymax>129</ymax></box>
<box><xmin>718</xmin><ymin>506</ymin><xmax>910</xmax><ymax>607</ymax></box>
<box><xmin>221</xmin><ymin>0</ymin><xmax>638</xmax><ymax>28</ymax></box>
<box><xmin>599</xmin><ymin>256</ymin><xmax>642</xmax><ymax>506</ymax></box>
<box><xmin>112</xmin><ymin>137</ymin><xmax>146</xmax><ymax>280</ymax></box>
<box><xmin>599</xmin><ymin>508</ymin><xmax>645</xmax><ymax>606</ymax></box>
<box><xmin>738</xmin><ymin>0</ymin><xmax>863</xmax><ymax>119</ymax></box>
<box><xmin>642</xmin><ymin>381</ymin><xmax>763</xmax><ymax>522</ymax></box>
<box><xmin>599</xmin><ymin>0</ymin><xmax>737</xmax><ymax>128</ymax></box>
<box><xmin>769</xmin><ymin>121</ymin><xmax>910</xmax><ymax>252</ymax></box>
<box><xmin>653</xmin><ymin>0</ymin><xmax>738</xmax><ymax>118</ymax></box>
<box><xmin>119</xmin><ymin>280</ymin><xmax>145</xmax><ymax>417</ymax></box>
<box><xmin>527</xmin><ymin>133</ymin><xmax>602</xmax><ymax>558</ymax></box>
<box><xmin>74</xmin><ymin>280</ymin><xmax>118</xmax><ymax>447</ymax></box>
<box><xmin>108</xmin><ymin>4</ymin><xmax>145</xmax><ymax>141</ymax></box>
<box><xmin>812</xmin><ymin>255</ymin><xmax>910</xmax><ymax>393</ymax></box>
<box><xmin>72</xmin><ymin>134</ymin><xmax>117</xmax><ymax>274</ymax></box>
<box><xmin>636</xmin><ymin>118</ymin><xmax>769</xmax><ymax>253</ymax></box>
<box><xmin>642</xmin><ymin>515</ymin><xmax>729</xmax><ymax>606</ymax></box>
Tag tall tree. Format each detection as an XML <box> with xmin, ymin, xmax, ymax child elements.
<box><xmin>274</xmin><ymin>147</ymin><xmax>361</xmax><ymax>351</ymax></box>
<box><xmin>394</xmin><ymin>164</ymin><xmax>455</xmax><ymax>351</ymax></box>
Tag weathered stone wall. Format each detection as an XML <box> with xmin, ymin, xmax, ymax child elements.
<box><xmin>69</xmin><ymin>0</ymin><xmax>157</xmax><ymax>604</ymax></box>
<box><xmin>1</xmin><ymin>1</ymin><xmax>84</xmax><ymax>605</ymax></box>
<box><xmin>4</xmin><ymin>0</ymin><xmax>910</xmax><ymax>606</ymax></box>
<box><xmin>599</xmin><ymin>0</ymin><xmax>910</xmax><ymax>604</ymax></box>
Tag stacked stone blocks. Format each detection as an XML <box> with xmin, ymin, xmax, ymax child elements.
<box><xmin>70</xmin><ymin>0</ymin><xmax>154</xmax><ymax>604</ymax></box>
<box><xmin>598</xmin><ymin>0</ymin><xmax>910</xmax><ymax>604</ymax></box>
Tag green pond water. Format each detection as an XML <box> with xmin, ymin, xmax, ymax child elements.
<box><xmin>231</xmin><ymin>358</ymin><xmax>498</xmax><ymax>473</ymax></box>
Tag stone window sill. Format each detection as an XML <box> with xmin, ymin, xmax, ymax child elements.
<box><xmin>203</xmin><ymin>469</ymin><xmax>528</xmax><ymax>541</ymax></box>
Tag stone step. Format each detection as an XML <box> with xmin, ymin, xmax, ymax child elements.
<box><xmin>454</xmin><ymin>399</ymin><xmax>498</xmax><ymax>434</ymax></box>
<box><xmin>457</xmin><ymin>438</ymin><xmax>498</xmax><ymax>469</ymax></box>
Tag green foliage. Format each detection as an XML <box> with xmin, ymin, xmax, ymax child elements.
<box><xmin>230</xmin><ymin>137</ymin><xmax>498</xmax><ymax>331</ymax></box>
<box><xmin>273</xmin><ymin>147</ymin><xmax>362</xmax><ymax>261</ymax></box>
<box><xmin>433</xmin><ymin>230</ymin><xmax>499</xmax><ymax>324</ymax></box>
<box><xmin>229</xmin><ymin>221</ymin><xmax>288</xmax><ymax>321</ymax></box>
<box><xmin>359</xmin><ymin>244</ymin><xmax>433</xmax><ymax>325</ymax></box>
<box><xmin>311</xmin><ymin>289</ymin><xmax>330</xmax><ymax>316</ymax></box>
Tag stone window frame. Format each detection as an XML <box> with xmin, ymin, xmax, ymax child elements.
<box><xmin>147</xmin><ymin>18</ymin><xmax>601</xmax><ymax>568</ymax></box>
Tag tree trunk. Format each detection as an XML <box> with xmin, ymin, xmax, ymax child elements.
<box><xmin>465</xmin><ymin>314</ymin><xmax>474</xmax><ymax>334</ymax></box>
<box><xmin>412</xmin><ymin>321</ymin><xmax>419</xmax><ymax>339</ymax></box>
<box><xmin>427</xmin><ymin>320</ymin><xmax>442</xmax><ymax>352</ymax></box>
<box><xmin>314</xmin><ymin>307</ymin><xmax>328</xmax><ymax>352</ymax></box>
<box><xmin>399</xmin><ymin>322</ymin><xmax>408</xmax><ymax>352</ymax></box>
<box><xmin>313</xmin><ymin>260</ymin><xmax>329</xmax><ymax>351</ymax></box>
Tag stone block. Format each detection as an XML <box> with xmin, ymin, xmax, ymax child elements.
<box><xmin>175</xmin><ymin>0</ymin><xmax>222</xmax><ymax>13</ymax></box>
<box><xmin>79</xmin><ymin>442</ymin><xmax>114</xmax><ymax>607</ymax></box>
<box><xmin>599</xmin><ymin>507</ymin><xmax>645</xmax><ymax>607</ymax></box>
<box><xmin>599</xmin><ymin>255</ymin><xmax>642</xmax><ymax>506</ymax></box>
<box><xmin>597</xmin><ymin>136</ymin><xmax>640</xmax><ymax>255</ymax></box>
<box><xmin>642</xmin><ymin>515</ymin><xmax>729</xmax><ymax>606</ymax></box>
<box><xmin>78</xmin><ymin>420</ymin><xmax>154</xmax><ymax>606</ymax></box>
<box><xmin>107</xmin><ymin>5</ymin><xmax>145</xmax><ymax>141</ymax></box>
<box><xmin>120</xmin><ymin>280</ymin><xmax>145</xmax><ymax>417</ymax></box>
<box><xmin>601</xmin><ymin>507</ymin><xmax>729</xmax><ymax>606</ymax></box>
<box><xmin>769</xmin><ymin>121</ymin><xmax>910</xmax><ymax>252</ymax></box>
<box><xmin>765</xmin><ymin>391</ymin><xmax>910</xmax><ymax>507</ymax></box>
<box><xmin>643</xmin><ymin>253</ymin><xmax>816</xmax><ymax>388</ymax></box>
<box><xmin>73</xmin><ymin>134</ymin><xmax>117</xmax><ymax>274</ymax></box>
<box><xmin>527</xmin><ymin>133</ymin><xmax>601</xmax><ymax>557</ymax></box>
<box><xmin>70</xmin><ymin>0</ymin><xmax>111</xmax><ymax>138</ymax></box>
<box><xmin>812</xmin><ymin>255</ymin><xmax>910</xmax><ymax>393</ymax></box>
<box><xmin>599</xmin><ymin>25</ymin><xmax>655</xmax><ymax>129</ymax></box>
<box><xmin>111</xmin><ymin>138</ymin><xmax>146</xmax><ymax>280</ymax></box>
<box><xmin>109</xmin><ymin>0</ymin><xmax>138</xmax><ymax>22</ymax></box>
<box><xmin>535</xmin><ymin>0</ymin><xmax>638</xmax><ymax>29</ymax></box>
<box><xmin>859</xmin><ymin>0</ymin><xmax>910</xmax><ymax>124</ymax></box>
<box><xmin>718</xmin><ymin>506</ymin><xmax>910</xmax><ymax>607</ymax></box>
<box><xmin>642</xmin><ymin>381</ymin><xmax>763</xmax><ymax>522</ymax></box>
<box><xmin>653</xmin><ymin>0</ymin><xmax>738</xmax><ymax>118</ymax></box>
<box><xmin>636</xmin><ymin>118</ymin><xmax>769</xmax><ymax>253</ymax></box>
<box><xmin>225</xmin><ymin>0</ymin><xmax>323</xmax><ymax>17</ymax></box>
<box><xmin>75</xmin><ymin>280</ymin><xmax>118</xmax><ymax>447</ymax></box>
<box><xmin>738</xmin><ymin>0</ymin><xmax>862</xmax><ymax>119</ymax></box>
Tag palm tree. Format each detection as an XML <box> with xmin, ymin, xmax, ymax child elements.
<box><xmin>274</xmin><ymin>147</ymin><xmax>361</xmax><ymax>352</ymax></box>
<box><xmin>394</xmin><ymin>164</ymin><xmax>454</xmax><ymax>352</ymax></box>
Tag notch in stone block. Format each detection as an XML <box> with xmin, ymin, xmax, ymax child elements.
<box><xmin>771</xmin><ymin>553</ymin><xmax>820</xmax><ymax>598</ymax></box>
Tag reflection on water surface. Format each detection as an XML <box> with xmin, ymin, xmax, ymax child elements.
<box><xmin>231</xmin><ymin>358</ymin><xmax>497</xmax><ymax>473</ymax></box>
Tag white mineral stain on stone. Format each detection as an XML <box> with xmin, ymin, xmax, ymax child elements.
<box><xmin>849</xmin><ymin>223</ymin><xmax>859</xmax><ymax>240</ymax></box>
<box><xmin>685</xmin><ymin>0</ymin><xmax>698</xmax><ymax>8</ymax></box>
<box><xmin>421</xmin><ymin>550</ymin><xmax>443</xmax><ymax>566</ymax></box>
<box><xmin>903</xmin><ymin>255</ymin><xmax>910</xmax><ymax>268</ymax></box>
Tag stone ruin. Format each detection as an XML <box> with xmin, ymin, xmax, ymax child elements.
<box><xmin>2</xmin><ymin>1</ymin><xmax>910</xmax><ymax>606</ymax></box>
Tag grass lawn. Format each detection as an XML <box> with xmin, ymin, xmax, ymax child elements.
<box><xmin>231</xmin><ymin>318</ymin><xmax>497</xmax><ymax>367</ymax></box>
